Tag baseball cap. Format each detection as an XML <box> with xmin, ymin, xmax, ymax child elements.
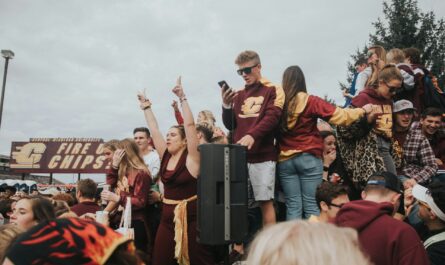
<box><xmin>366</xmin><ymin>171</ymin><xmax>403</xmax><ymax>194</ymax></box>
<box><xmin>412</xmin><ymin>184</ymin><xmax>445</xmax><ymax>221</ymax></box>
<box><xmin>393</xmin><ymin>100</ymin><xmax>416</xmax><ymax>113</ymax></box>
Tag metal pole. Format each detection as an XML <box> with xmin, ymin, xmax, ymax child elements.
<box><xmin>0</xmin><ymin>57</ymin><xmax>10</xmax><ymax>130</ymax></box>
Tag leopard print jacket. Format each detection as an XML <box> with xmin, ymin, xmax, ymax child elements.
<box><xmin>337</xmin><ymin>117</ymin><xmax>402</xmax><ymax>189</ymax></box>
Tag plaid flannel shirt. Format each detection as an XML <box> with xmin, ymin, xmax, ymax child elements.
<box><xmin>400</xmin><ymin>124</ymin><xmax>438</xmax><ymax>183</ymax></box>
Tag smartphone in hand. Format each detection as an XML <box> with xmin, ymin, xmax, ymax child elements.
<box><xmin>218</xmin><ymin>80</ymin><xmax>230</xmax><ymax>91</ymax></box>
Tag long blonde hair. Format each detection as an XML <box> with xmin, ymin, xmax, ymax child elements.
<box><xmin>103</xmin><ymin>139</ymin><xmax>119</xmax><ymax>152</ymax></box>
<box><xmin>386</xmin><ymin>48</ymin><xmax>405</xmax><ymax>64</ymax></box>
<box><xmin>246</xmin><ymin>221</ymin><xmax>371</xmax><ymax>265</ymax></box>
<box><xmin>117</xmin><ymin>138</ymin><xmax>149</xmax><ymax>180</ymax></box>
<box><xmin>197</xmin><ymin>110</ymin><xmax>216</xmax><ymax>132</ymax></box>
<box><xmin>367</xmin><ymin>45</ymin><xmax>387</xmax><ymax>87</ymax></box>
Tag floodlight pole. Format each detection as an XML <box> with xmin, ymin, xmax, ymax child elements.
<box><xmin>0</xmin><ymin>50</ymin><xmax>15</xmax><ymax>130</ymax></box>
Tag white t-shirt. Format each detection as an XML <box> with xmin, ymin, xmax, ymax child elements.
<box><xmin>355</xmin><ymin>66</ymin><xmax>372</xmax><ymax>93</ymax></box>
<box><xmin>143</xmin><ymin>150</ymin><xmax>160</xmax><ymax>180</ymax></box>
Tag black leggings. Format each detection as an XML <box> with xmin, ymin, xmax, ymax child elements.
<box><xmin>133</xmin><ymin>219</ymin><xmax>149</xmax><ymax>251</ymax></box>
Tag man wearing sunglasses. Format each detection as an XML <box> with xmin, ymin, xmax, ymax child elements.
<box><xmin>335</xmin><ymin>171</ymin><xmax>429</xmax><ymax>265</ymax></box>
<box><xmin>309</xmin><ymin>181</ymin><xmax>349</xmax><ymax>223</ymax></box>
<box><xmin>221</xmin><ymin>50</ymin><xmax>284</xmax><ymax>242</ymax></box>
<box><xmin>393</xmin><ymin>100</ymin><xmax>437</xmax><ymax>189</ymax></box>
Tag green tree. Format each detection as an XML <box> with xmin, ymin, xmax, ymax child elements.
<box><xmin>342</xmin><ymin>0</ymin><xmax>445</xmax><ymax>90</ymax></box>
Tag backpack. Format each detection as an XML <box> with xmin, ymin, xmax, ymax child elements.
<box><xmin>423</xmin><ymin>73</ymin><xmax>445</xmax><ymax>112</ymax></box>
<box><xmin>411</xmin><ymin>64</ymin><xmax>445</xmax><ymax>113</ymax></box>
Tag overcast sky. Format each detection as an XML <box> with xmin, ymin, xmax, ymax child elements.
<box><xmin>1</xmin><ymin>0</ymin><xmax>444</xmax><ymax>182</ymax></box>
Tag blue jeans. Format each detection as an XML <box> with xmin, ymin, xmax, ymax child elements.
<box><xmin>278</xmin><ymin>153</ymin><xmax>323</xmax><ymax>220</ymax></box>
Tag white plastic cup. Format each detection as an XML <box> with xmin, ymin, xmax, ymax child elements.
<box><xmin>95</xmin><ymin>211</ymin><xmax>109</xmax><ymax>225</ymax></box>
<box><xmin>102</xmin><ymin>185</ymin><xmax>110</xmax><ymax>205</ymax></box>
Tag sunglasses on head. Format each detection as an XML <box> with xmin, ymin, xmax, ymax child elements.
<box><xmin>237</xmin><ymin>64</ymin><xmax>258</xmax><ymax>75</ymax></box>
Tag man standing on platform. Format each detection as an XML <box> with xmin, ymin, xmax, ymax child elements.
<box><xmin>221</xmin><ymin>51</ymin><xmax>284</xmax><ymax>259</ymax></box>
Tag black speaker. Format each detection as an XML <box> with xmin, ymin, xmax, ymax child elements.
<box><xmin>197</xmin><ymin>144</ymin><xmax>248</xmax><ymax>245</ymax></box>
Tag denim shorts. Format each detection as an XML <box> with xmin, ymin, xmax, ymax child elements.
<box><xmin>248</xmin><ymin>161</ymin><xmax>276</xmax><ymax>201</ymax></box>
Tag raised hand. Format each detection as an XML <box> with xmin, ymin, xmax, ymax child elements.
<box><xmin>137</xmin><ymin>90</ymin><xmax>152</xmax><ymax>110</ymax></box>
<box><xmin>137</xmin><ymin>88</ymin><xmax>147</xmax><ymax>103</ymax></box>
<box><xmin>112</xmin><ymin>149</ymin><xmax>125</xmax><ymax>169</ymax></box>
<box><xmin>172</xmin><ymin>76</ymin><xmax>185</xmax><ymax>99</ymax></box>
<box><xmin>171</xmin><ymin>100</ymin><xmax>179</xmax><ymax>111</ymax></box>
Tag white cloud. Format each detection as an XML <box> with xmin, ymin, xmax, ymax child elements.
<box><xmin>1</xmin><ymin>0</ymin><xmax>444</xmax><ymax>182</ymax></box>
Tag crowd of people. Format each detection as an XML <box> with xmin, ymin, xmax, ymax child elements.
<box><xmin>0</xmin><ymin>48</ymin><xmax>445</xmax><ymax>265</ymax></box>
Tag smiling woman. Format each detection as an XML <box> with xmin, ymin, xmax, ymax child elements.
<box><xmin>337</xmin><ymin>64</ymin><xmax>404</xmax><ymax>190</ymax></box>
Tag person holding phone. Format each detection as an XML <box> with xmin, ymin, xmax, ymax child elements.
<box><xmin>221</xmin><ymin>51</ymin><xmax>284</xmax><ymax>258</ymax></box>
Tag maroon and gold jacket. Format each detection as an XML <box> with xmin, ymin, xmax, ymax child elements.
<box><xmin>279</xmin><ymin>92</ymin><xmax>365</xmax><ymax>161</ymax></box>
<box><xmin>222</xmin><ymin>78</ymin><xmax>284</xmax><ymax>163</ymax></box>
<box><xmin>352</xmin><ymin>87</ymin><xmax>393</xmax><ymax>139</ymax></box>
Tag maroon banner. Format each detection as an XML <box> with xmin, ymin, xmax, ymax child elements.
<box><xmin>10</xmin><ymin>138</ymin><xmax>108</xmax><ymax>173</ymax></box>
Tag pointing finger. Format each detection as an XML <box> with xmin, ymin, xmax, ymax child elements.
<box><xmin>177</xmin><ymin>76</ymin><xmax>182</xmax><ymax>86</ymax></box>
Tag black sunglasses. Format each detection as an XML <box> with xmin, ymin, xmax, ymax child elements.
<box><xmin>237</xmin><ymin>64</ymin><xmax>259</xmax><ymax>75</ymax></box>
<box><xmin>329</xmin><ymin>202</ymin><xmax>345</xmax><ymax>208</ymax></box>
<box><xmin>385</xmin><ymin>82</ymin><xmax>401</xmax><ymax>93</ymax></box>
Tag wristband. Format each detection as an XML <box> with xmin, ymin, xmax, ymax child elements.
<box><xmin>140</xmin><ymin>100</ymin><xmax>152</xmax><ymax>110</ymax></box>
<box><xmin>323</xmin><ymin>166</ymin><xmax>329</xmax><ymax>172</ymax></box>
<box><xmin>180</xmin><ymin>97</ymin><xmax>187</xmax><ymax>103</ymax></box>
